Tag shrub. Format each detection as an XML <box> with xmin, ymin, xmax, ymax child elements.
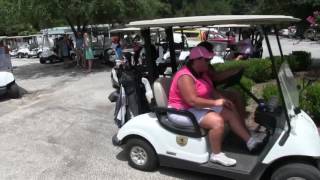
<box><xmin>301</xmin><ymin>82</ymin><xmax>320</xmax><ymax>125</ymax></box>
<box><xmin>213</xmin><ymin>50</ymin><xmax>311</xmax><ymax>83</ymax></box>
<box><xmin>214</xmin><ymin>60</ymin><xmax>273</xmax><ymax>83</ymax></box>
<box><xmin>242</xmin><ymin>60</ymin><xmax>273</xmax><ymax>83</ymax></box>
<box><xmin>290</xmin><ymin>51</ymin><xmax>312</xmax><ymax>71</ymax></box>
<box><xmin>262</xmin><ymin>84</ymin><xmax>279</xmax><ymax>102</ymax></box>
<box><xmin>262</xmin><ymin>81</ymin><xmax>320</xmax><ymax>125</ymax></box>
<box><xmin>225</xmin><ymin>77</ymin><xmax>255</xmax><ymax>105</ymax></box>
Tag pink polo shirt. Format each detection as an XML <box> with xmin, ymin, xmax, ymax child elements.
<box><xmin>168</xmin><ymin>66</ymin><xmax>213</xmax><ymax>109</ymax></box>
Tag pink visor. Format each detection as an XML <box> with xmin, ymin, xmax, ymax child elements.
<box><xmin>189</xmin><ymin>46</ymin><xmax>214</xmax><ymax>60</ymax></box>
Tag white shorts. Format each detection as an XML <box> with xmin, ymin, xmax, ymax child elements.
<box><xmin>168</xmin><ymin>106</ymin><xmax>223</xmax><ymax>127</ymax></box>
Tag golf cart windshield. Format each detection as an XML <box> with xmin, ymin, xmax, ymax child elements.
<box><xmin>278</xmin><ymin>61</ymin><xmax>299</xmax><ymax>117</ymax></box>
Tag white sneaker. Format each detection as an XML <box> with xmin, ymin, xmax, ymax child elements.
<box><xmin>210</xmin><ymin>153</ymin><xmax>237</xmax><ymax>167</ymax></box>
<box><xmin>246</xmin><ymin>133</ymin><xmax>266</xmax><ymax>152</ymax></box>
<box><xmin>252</xmin><ymin>132</ymin><xmax>267</xmax><ymax>143</ymax></box>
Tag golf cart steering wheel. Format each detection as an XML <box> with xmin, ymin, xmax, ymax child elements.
<box><xmin>221</xmin><ymin>67</ymin><xmax>244</xmax><ymax>89</ymax></box>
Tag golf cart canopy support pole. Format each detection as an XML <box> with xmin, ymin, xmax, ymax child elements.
<box><xmin>274</xmin><ymin>26</ymin><xmax>284</xmax><ymax>60</ymax></box>
<box><xmin>165</xmin><ymin>27</ymin><xmax>177</xmax><ymax>74</ymax></box>
<box><xmin>263</xmin><ymin>26</ymin><xmax>291</xmax><ymax>146</ymax></box>
<box><xmin>141</xmin><ymin>28</ymin><xmax>157</xmax><ymax>82</ymax></box>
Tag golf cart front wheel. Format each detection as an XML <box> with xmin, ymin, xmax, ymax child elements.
<box><xmin>8</xmin><ymin>83</ymin><xmax>20</xmax><ymax>99</ymax></box>
<box><xmin>40</xmin><ymin>58</ymin><xmax>45</xmax><ymax>64</ymax></box>
<box><xmin>271</xmin><ymin>163</ymin><xmax>320</xmax><ymax>180</ymax></box>
<box><xmin>126</xmin><ymin>138</ymin><xmax>158</xmax><ymax>171</ymax></box>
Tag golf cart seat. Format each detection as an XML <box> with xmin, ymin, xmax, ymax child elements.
<box><xmin>153</xmin><ymin>77</ymin><xmax>207</xmax><ymax>138</ymax></box>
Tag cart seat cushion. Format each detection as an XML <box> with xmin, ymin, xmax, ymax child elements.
<box><xmin>153</xmin><ymin>77</ymin><xmax>172</xmax><ymax>107</ymax></box>
<box><xmin>160</xmin><ymin>115</ymin><xmax>207</xmax><ymax>136</ymax></box>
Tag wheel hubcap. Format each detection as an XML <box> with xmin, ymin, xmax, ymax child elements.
<box><xmin>130</xmin><ymin>146</ymin><xmax>148</xmax><ymax>166</ymax></box>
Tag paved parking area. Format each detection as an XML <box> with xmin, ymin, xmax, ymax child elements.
<box><xmin>0</xmin><ymin>37</ymin><xmax>319</xmax><ymax>180</ymax></box>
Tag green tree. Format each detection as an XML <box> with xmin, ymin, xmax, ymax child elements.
<box><xmin>175</xmin><ymin>0</ymin><xmax>232</xmax><ymax>16</ymax></box>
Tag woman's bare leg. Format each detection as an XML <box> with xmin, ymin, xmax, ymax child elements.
<box><xmin>220</xmin><ymin>90</ymin><xmax>247</xmax><ymax>123</ymax></box>
<box><xmin>88</xmin><ymin>60</ymin><xmax>92</xmax><ymax>72</ymax></box>
<box><xmin>200</xmin><ymin>112</ymin><xmax>225</xmax><ymax>154</ymax></box>
<box><xmin>220</xmin><ymin>108</ymin><xmax>250</xmax><ymax>142</ymax></box>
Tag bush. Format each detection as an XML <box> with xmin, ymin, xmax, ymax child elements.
<box><xmin>262</xmin><ymin>84</ymin><xmax>279</xmax><ymax>102</ymax></box>
<box><xmin>262</xmin><ymin>81</ymin><xmax>320</xmax><ymax>125</ymax></box>
<box><xmin>289</xmin><ymin>51</ymin><xmax>312</xmax><ymax>71</ymax></box>
<box><xmin>225</xmin><ymin>77</ymin><xmax>255</xmax><ymax>105</ymax></box>
<box><xmin>214</xmin><ymin>50</ymin><xmax>311</xmax><ymax>83</ymax></box>
<box><xmin>301</xmin><ymin>82</ymin><xmax>320</xmax><ymax>125</ymax></box>
<box><xmin>242</xmin><ymin>60</ymin><xmax>273</xmax><ymax>83</ymax></box>
<box><xmin>214</xmin><ymin>60</ymin><xmax>273</xmax><ymax>83</ymax></box>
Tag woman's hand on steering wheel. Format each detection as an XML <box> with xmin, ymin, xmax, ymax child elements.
<box><xmin>214</xmin><ymin>98</ymin><xmax>234</xmax><ymax>109</ymax></box>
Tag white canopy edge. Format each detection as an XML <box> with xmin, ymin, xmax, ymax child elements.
<box><xmin>110</xmin><ymin>27</ymin><xmax>165</xmax><ymax>33</ymax></box>
<box><xmin>210</xmin><ymin>24</ymin><xmax>252</xmax><ymax>28</ymax></box>
<box><xmin>128</xmin><ymin>15</ymin><xmax>300</xmax><ymax>28</ymax></box>
<box><xmin>110</xmin><ymin>27</ymin><xmax>141</xmax><ymax>33</ymax></box>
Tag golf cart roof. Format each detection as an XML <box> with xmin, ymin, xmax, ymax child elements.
<box><xmin>128</xmin><ymin>15</ymin><xmax>300</xmax><ymax>28</ymax></box>
<box><xmin>5</xmin><ymin>35</ymin><xmax>37</xmax><ymax>39</ymax></box>
<box><xmin>110</xmin><ymin>27</ymin><xmax>164</xmax><ymax>33</ymax></box>
<box><xmin>210</xmin><ymin>24</ymin><xmax>252</xmax><ymax>28</ymax></box>
<box><xmin>110</xmin><ymin>27</ymin><xmax>141</xmax><ymax>33</ymax></box>
<box><xmin>0</xmin><ymin>36</ymin><xmax>8</xmax><ymax>40</ymax></box>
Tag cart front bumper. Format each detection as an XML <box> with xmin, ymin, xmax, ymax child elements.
<box><xmin>112</xmin><ymin>133</ymin><xmax>122</xmax><ymax>146</ymax></box>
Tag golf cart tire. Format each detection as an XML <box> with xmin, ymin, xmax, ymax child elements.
<box><xmin>126</xmin><ymin>138</ymin><xmax>158</xmax><ymax>171</ymax></box>
<box><xmin>40</xmin><ymin>58</ymin><xmax>45</xmax><ymax>64</ymax></box>
<box><xmin>271</xmin><ymin>163</ymin><xmax>320</xmax><ymax>180</ymax></box>
<box><xmin>8</xmin><ymin>83</ymin><xmax>20</xmax><ymax>99</ymax></box>
<box><xmin>17</xmin><ymin>53</ymin><xmax>23</xmax><ymax>59</ymax></box>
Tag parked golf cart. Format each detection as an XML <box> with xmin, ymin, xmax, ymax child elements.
<box><xmin>111</xmin><ymin>15</ymin><xmax>320</xmax><ymax>180</ymax></box>
<box><xmin>0</xmin><ymin>44</ymin><xmax>20</xmax><ymax>99</ymax></box>
<box><xmin>16</xmin><ymin>45</ymin><xmax>41</xmax><ymax>58</ymax></box>
<box><xmin>39</xmin><ymin>32</ymin><xmax>75</xmax><ymax>64</ymax></box>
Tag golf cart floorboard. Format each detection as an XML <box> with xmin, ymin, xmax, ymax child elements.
<box><xmin>220</xmin><ymin>132</ymin><xmax>260</xmax><ymax>172</ymax></box>
<box><xmin>201</xmin><ymin>153</ymin><xmax>258</xmax><ymax>174</ymax></box>
<box><xmin>160</xmin><ymin>133</ymin><xmax>261</xmax><ymax>178</ymax></box>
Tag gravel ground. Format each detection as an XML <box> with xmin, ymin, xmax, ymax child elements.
<box><xmin>0</xmin><ymin>36</ymin><xmax>319</xmax><ymax>180</ymax></box>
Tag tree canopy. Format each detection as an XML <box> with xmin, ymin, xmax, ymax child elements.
<box><xmin>0</xmin><ymin>0</ymin><xmax>319</xmax><ymax>35</ymax></box>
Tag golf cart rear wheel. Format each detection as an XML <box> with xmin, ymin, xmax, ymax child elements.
<box><xmin>271</xmin><ymin>163</ymin><xmax>320</xmax><ymax>180</ymax></box>
<box><xmin>126</xmin><ymin>138</ymin><xmax>158</xmax><ymax>171</ymax></box>
<box><xmin>8</xmin><ymin>83</ymin><xmax>20</xmax><ymax>99</ymax></box>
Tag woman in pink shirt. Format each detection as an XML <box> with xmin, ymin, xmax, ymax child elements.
<box><xmin>168</xmin><ymin>46</ymin><xmax>263</xmax><ymax>166</ymax></box>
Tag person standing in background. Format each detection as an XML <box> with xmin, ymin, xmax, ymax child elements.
<box><xmin>75</xmin><ymin>31</ymin><xmax>84</xmax><ymax>67</ymax></box>
<box><xmin>83</xmin><ymin>32</ymin><xmax>94</xmax><ymax>73</ymax></box>
<box><xmin>0</xmin><ymin>40</ymin><xmax>12</xmax><ymax>71</ymax></box>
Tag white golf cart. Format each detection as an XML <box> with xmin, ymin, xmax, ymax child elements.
<box><xmin>0</xmin><ymin>45</ymin><xmax>20</xmax><ymax>98</ymax></box>
<box><xmin>39</xmin><ymin>32</ymin><xmax>75</xmax><ymax>64</ymax></box>
<box><xmin>112</xmin><ymin>15</ymin><xmax>320</xmax><ymax>180</ymax></box>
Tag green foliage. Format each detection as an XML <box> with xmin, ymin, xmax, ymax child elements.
<box><xmin>262</xmin><ymin>84</ymin><xmax>279</xmax><ymax>102</ymax></box>
<box><xmin>238</xmin><ymin>77</ymin><xmax>255</xmax><ymax>104</ymax></box>
<box><xmin>214</xmin><ymin>51</ymin><xmax>311</xmax><ymax>84</ymax></box>
<box><xmin>214</xmin><ymin>60</ymin><xmax>273</xmax><ymax>83</ymax></box>
<box><xmin>262</xmin><ymin>80</ymin><xmax>320</xmax><ymax>125</ymax></box>
<box><xmin>243</xmin><ymin>60</ymin><xmax>273</xmax><ymax>83</ymax></box>
<box><xmin>290</xmin><ymin>51</ymin><xmax>312</xmax><ymax>71</ymax></box>
<box><xmin>301</xmin><ymin>82</ymin><xmax>320</xmax><ymax>124</ymax></box>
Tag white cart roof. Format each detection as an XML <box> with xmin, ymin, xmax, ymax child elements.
<box><xmin>210</xmin><ymin>24</ymin><xmax>252</xmax><ymax>28</ymax></box>
<box><xmin>128</xmin><ymin>15</ymin><xmax>300</xmax><ymax>28</ymax></box>
<box><xmin>110</xmin><ymin>27</ymin><xmax>141</xmax><ymax>33</ymax></box>
<box><xmin>110</xmin><ymin>27</ymin><xmax>164</xmax><ymax>33</ymax></box>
